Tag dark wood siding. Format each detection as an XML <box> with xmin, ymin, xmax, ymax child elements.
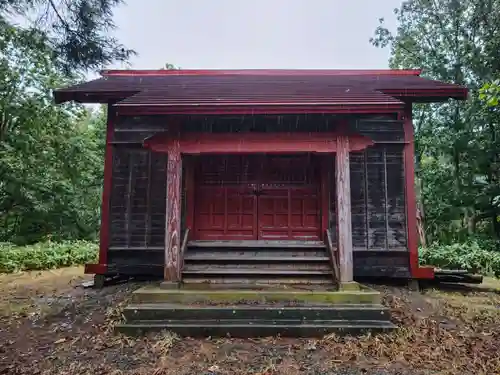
<box><xmin>107</xmin><ymin>114</ymin><xmax>410</xmax><ymax>278</ymax></box>
<box><xmin>349</xmin><ymin>144</ymin><xmax>410</xmax><ymax>278</ymax></box>
<box><xmin>107</xmin><ymin>145</ymin><xmax>167</xmax><ymax>275</ymax></box>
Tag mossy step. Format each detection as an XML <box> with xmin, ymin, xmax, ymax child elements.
<box><xmin>132</xmin><ymin>287</ymin><xmax>381</xmax><ymax>305</ymax></box>
<box><xmin>123</xmin><ymin>303</ymin><xmax>391</xmax><ymax>321</ymax></box>
<box><xmin>117</xmin><ymin>319</ymin><xmax>396</xmax><ymax>337</ymax></box>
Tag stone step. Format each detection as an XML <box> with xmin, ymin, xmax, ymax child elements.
<box><xmin>123</xmin><ymin>303</ymin><xmax>391</xmax><ymax>321</ymax></box>
<box><xmin>116</xmin><ymin>319</ymin><xmax>396</xmax><ymax>337</ymax></box>
<box><xmin>131</xmin><ymin>287</ymin><xmax>382</xmax><ymax>305</ymax></box>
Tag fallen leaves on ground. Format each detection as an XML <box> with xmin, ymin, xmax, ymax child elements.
<box><xmin>0</xmin><ymin>269</ymin><xmax>499</xmax><ymax>375</ymax></box>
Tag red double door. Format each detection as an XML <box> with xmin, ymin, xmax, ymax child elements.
<box><xmin>193</xmin><ymin>154</ymin><xmax>322</xmax><ymax>241</ymax></box>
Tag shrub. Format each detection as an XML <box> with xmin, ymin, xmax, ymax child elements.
<box><xmin>0</xmin><ymin>240</ymin><xmax>98</xmax><ymax>273</ymax></box>
<box><xmin>419</xmin><ymin>240</ymin><xmax>500</xmax><ymax>277</ymax></box>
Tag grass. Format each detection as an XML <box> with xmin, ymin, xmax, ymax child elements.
<box><xmin>0</xmin><ymin>265</ymin><xmax>88</xmax><ymax>316</ymax></box>
<box><xmin>0</xmin><ymin>240</ymin><xmax>97</xmax><ymax>273</ymax></box>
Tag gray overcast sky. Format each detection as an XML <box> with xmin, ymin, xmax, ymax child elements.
<box><xmin>108</xmin><ymin>0</ymin><xmax>401</xmax><ymax>70</ymax></box>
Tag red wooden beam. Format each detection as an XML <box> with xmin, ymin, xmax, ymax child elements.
<box><xmin>403</xmin><ymin>106</ymin><xmax>434</xmax><ymax>279</ymax></box>
<box><xmin>86</xmin><ymin>105</ymin><xmax>115</xmax><ymax>275</ymax></box>
<box><xmin>144</xmin><ymin>132</ymin><xmax>374</xmax><ymax>155</ymax></box>
<box><xmin>84</xmin><ymin>263</ymin><xmax>107</xmax><ymax>275</ymax></box>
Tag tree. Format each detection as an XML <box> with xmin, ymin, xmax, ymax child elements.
<box><xmin>162</xmin><ymin>63</ymin><xmax>180</xmax><ymax>70</ymax></box>
<box><xmin>1</xmin><ymin>0</ymin><xmax>134</xmax><ymax>73</ymax></box>
<box><xmin>0</xmin><ymin>22</ymin><xmax>106</xmax><ymax>244</ymax></box>
<box><xmin>480</xmin><ymin>79</ymin><xmax>500</xmax><ymax>107</ymax></box>
<box><xmin>372</xmin><ymin>0</ymin><xmax>500</xmax><ymax>242</ymax></box>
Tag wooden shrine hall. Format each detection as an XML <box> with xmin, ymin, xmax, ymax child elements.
<box><xmin>54</xmin><ymin>69</ymin><xmax>468</xmax><ymax>291</ymax></box>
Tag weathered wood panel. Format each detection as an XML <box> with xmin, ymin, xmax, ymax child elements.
<box><xmin>353</xmin><ymin>117</ymin><xmax>405</xmax><ymax>143</ymax></box>
<box><xmin>348</xmin><ymin>144</ymin><xmax>407</xmax><ymax>253</ymax></box>
<box><xmin>366</xmin><ymin>147</ymin><xmax>388</xmax><ymax>250</ymax></box>
<box><xmin>107</xmin><ymin>248</ymin><xmax>164</xmax><ymax>276</ymax></box>
<box><xmin>107</xmin><ymin>114</ymin><xmax>409</xmax><ymax>279</ymax></box>
<box><xmin>349</xmin><ymin>152</ymin><xmax>368</xmax><ymax>250</ymax></box>
<box><xmin>385</xmin><ymin>148</ymin><xmax>407</xmax><ymax>249</ymax></box>
<box><xmin>108</xmin><ymin>146</ymin><xmax>167</xmax><ymax>250</ymax></box>
<box><xmin>182</xmin><ymin>114</ymin><xmax>336</xmax><ymax>133</ymax></box>
<box><xmin>353</xmin><ymin>252</ymin><xmax>411</xmax><ymax>278</ymax></box>
<box><xmin>149</xmin><ymin>152</ymin><xmax>168</xmax><ymax>246</ymax></box>
<box><xmin>344</xmin><ymin>144</ymin><xmax>410</xmax><ymax>278</ymax></box>
<box><xmin>112</xmin><ymin>114</ymin><xmax>403</xmax><ymax>145</ymax></box>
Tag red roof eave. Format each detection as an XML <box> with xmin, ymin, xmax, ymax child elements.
<box><xmin>381</xmin><ymin>87</ymin><xmax>468</xmax><ymax>100</ymax></box>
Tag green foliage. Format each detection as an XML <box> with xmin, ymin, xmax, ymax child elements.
<box><xmin>1</xmin><ymin>0</ymin><xmax>134</xmax><ymax>73</ymax></box>
<box><xmin>0</xmin><ymin>21</ymin><xmax>106</xmax><ymax>244</ymax></box>
<box><xmin>480</xmin><ymin>79</ymin><xmax>500</xmax><ymax>107</ymax></box>
<box><xmin>420</xmin><ymin>240</ymin><xmax>500</xmax><ymax>277</ymax></box>
<box><xmin>0</xmin><ymin>240</ymin><xmax>97</xmax><ymax>273</ymax></box>
<box><xmin>373</xmin><ymin>0</ymin><xmax>500</xmax><ymax>243</ymax></box>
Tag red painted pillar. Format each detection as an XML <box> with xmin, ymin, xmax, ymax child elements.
<box><xmin>96</xmin><ymin>106</ymin><xmax>115</xmax><ymax>272</ymax></box>
<box><xmin>403</xmin><ymin>105</ymin><xmax>434</xmax><ymax>279</ymax></box>
<box><xmin>165</xmin><ymin>139</ymin><xmax>182</xmax><ymax>282</ymax></box>
<box><xmin>336</xmin><ymin>134</ymin><xmax>353</xmax><ymax>283</ymax></box>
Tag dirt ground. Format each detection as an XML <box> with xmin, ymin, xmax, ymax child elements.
<box><xmin>0</xmin><ymin>268</ymin><xmax>499</xmax><ymax>375</ymax></box>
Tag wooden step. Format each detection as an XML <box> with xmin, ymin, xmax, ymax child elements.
<box><xmin>185</xmin><ymin>249</ymin><xmax>329</xmax><ymax>257</ymax></box>
<box><xmin>181</xmin><ymin>276</ymin><xmax>334</xmax><ymax>285</ymax></box>
<box><xmin>188</xmin><ymin>240</ymin><xmax>325</xmax><ymax>249</ymax></box>
<box><xmin>182</xmin><ymin>269</ymin><xmax>332</xmax><ymax>276</ymax></box>
<box><xmin>184</xmin><ymin>255</ymin><xmax>330</xmax><ymax>262</ymax></box>
<box><xmin>184</xmin><ymin>263</ymin><xmax>332</xmax><ymax>271</ymax></box>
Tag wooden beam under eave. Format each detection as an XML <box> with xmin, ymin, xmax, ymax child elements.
<box><xmin>144</xmin><ymin>132</ymin><xmax>374</xmax><ymax>154</ymax></box>
<box><xmin>336</xmin><ymin>134</ymin><xmax>354</xmax><ymax>283</ymax></box>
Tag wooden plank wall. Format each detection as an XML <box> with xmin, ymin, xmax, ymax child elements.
<box><xmin>107</xmin><ymin>114</ymin><xmax>411</xmax><ymax>278</ymax></box>
<box><xmin>347</xmin><ymin>117</ymin><xmax>410</xmax><ymax>278</ymax></box>
<box><xmin>107</xmin><ymin>145</ymin><xmax>167</xmax><ymax>275</ymax></box>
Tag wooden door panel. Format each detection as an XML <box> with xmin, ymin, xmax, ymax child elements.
<box><xmin>194</xmin><ymin>154</ymin><xmax>321</xmax><ymax>241</ymax></box>
<box><xmin>259</xmin><ymin>187</ymin><xmax>320</xmax><ymax>240</ymax></box>
<box><xmin>195</xmin><ymin>186</ymin><xmax>256</xmax><ymax>240</ymax></box>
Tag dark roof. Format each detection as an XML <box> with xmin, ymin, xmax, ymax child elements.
<box><xmin>53</xmin><ymin>70</ymin><xmax>468</xmax><ymax>110</ymax></box>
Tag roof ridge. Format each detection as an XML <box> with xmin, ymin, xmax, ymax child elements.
<box><xmin>100</xmin><ymin>69</ymin><xmax>423</xmax><ymax>77</ymax></box>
